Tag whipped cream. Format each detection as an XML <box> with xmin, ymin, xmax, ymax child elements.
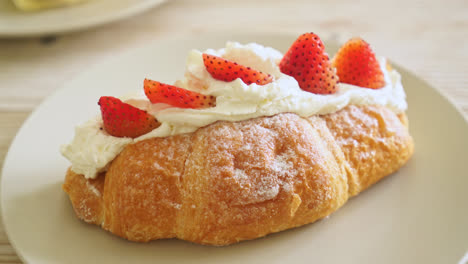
<box><xmin>61</xmin><ymin>42</ymin><xmax>407</xmax><ymax>179</ymax></box>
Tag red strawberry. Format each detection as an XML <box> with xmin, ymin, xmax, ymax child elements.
<box><xmin>202</xmin><ymin>54</ymin><xmax>273</xmax><ymax>85</ymax></box>
<box><xmin>279</xmin><ymin>32</ymin><xmax>338</xmax><ymax>94</ymax></box>
<box><xmin>144</xmin><ymin>79</ymin><xmax>216</xmax><ymax>109</ymax></box>
<box><xmin>98</xmin><ymin>96</ymin><xmax>160</xmax><ymax>138</ymax></box>
<box><xmin>332</xmin><ymin>37</ymin><xmax>385</xmax><ymax>89</ymax></box>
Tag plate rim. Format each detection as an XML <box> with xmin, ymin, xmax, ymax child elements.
<box><xmin>0</xmin><ymin>0</ymin><xmax>168</xmax><ymax>37</ymax></box>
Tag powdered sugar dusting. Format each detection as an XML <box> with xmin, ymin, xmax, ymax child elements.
<box><xmin>273</xmin><ymin>149</ymin><xmax>297</xmax><ymax>193</ymax></box>
<box><xmin>272</xmin><ymin>150</ymin><xmax>295</xmax><ymax>176</ymax></box>
<box><xmin>78</xmin><ymin>200</ymin><xmax>95</xmax><ymax>223</ymax></box>
<box><xmin>200</xmin><ymin>114</ymin><xmax>313</xmax><ymax>207</ymax></box>
<box><xmin>256</xmin><ymin>177</ymin><xmax>280</xmax><ymax>201</ymax></box>
<box><xmin>233</xmin><ymin>168</ymin><xmax>249</xmax><ymax>184</ymax></box>
<box><xmin>86</xmin><ymin>180</ymin><xmax>101</xmax><ymax>197</ymax></box>
<box><xmin>153</xmin><ymin>161</ymin><xmax>164</xmax><ymax>170</ymax></box>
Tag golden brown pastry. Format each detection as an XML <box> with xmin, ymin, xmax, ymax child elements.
<box><xmin>63</xmin><ymin>105</ymin><xmax>414</xmax><ymax>245</ymax></box>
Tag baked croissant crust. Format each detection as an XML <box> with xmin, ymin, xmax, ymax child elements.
<box><xmin>63</xmin><ymin>105</ymin><xmax>414</xmax><ymax>245</ymax></box>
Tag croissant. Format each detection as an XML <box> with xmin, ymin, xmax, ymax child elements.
<box><xmin>62</xmin><ymin>104</ymin><xmax>414</xmax><ymax>245</ymax></box>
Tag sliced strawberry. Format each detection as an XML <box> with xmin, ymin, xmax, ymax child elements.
<box><xmin>98</xmin><ymin>96</ymin><xmax>160</xmax><ymax>138</ymax></box>
<box><xmin>202</xmin><ymin>54</ymin><xmax>273</xmax><ymax>85</ymax></box>
<box><xmin>144</xmin><ymin>79</ymin><xmax>216</xmax><ymax>109</ymax></box>
<box><xmin>279</xmin><ymin>32</ymin><xmax>338</xmax><ymax>94</ymax></box>
<box><xmin>332</xmin><ymin>37</ymin><xmax>385</xmax><ymax>89</ymax></box>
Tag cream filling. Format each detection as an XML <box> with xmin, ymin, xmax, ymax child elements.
<box><xmin>61</xmin><ymin>42</ymin><xmax>407</xmax><ymax>179</ymax></box>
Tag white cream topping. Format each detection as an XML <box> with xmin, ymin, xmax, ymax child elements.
<box><xmin>61</xmin><ymin>41</ymin><xmax>407</xmax><ymax>179</ymax></box>
<box><xmin>61</xmin><ymin>117</ymin><xmax>132</xmax><ymax>178</ymax></box>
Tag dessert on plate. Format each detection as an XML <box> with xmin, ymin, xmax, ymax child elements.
<box><xmin>61</xmin><ymin>33</ymin><xmax>414</xmax><ymax>245</ymax></box>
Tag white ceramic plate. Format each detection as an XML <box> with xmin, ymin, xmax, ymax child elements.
<box><xmin>0</xmin><ymin>0</ymin><xmax>167</xmax><ymax>37</ymax></box>
<box><xmin>2</xmin><ymin>33</ymin><xmax>468</xmax><ymax>264</ymax></box>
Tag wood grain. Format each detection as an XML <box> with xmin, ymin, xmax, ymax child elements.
<box><xmin>0</xmin><ymin>0</ymin><xmax>467</xmax><ymax>262</ymax></box>
<box><xmin>0</xmin><ymin>112</ymin><xmax>29</xmax><ymax>263</ymax></box>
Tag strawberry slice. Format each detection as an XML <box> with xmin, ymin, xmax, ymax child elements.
<box><xmin>279</xmin><ymin>32</ymin><xmax>338</xmax><ymax>94</ymax></box>
<box><xmin>202</xmin><ymin>54</ymin><xmax>273</xmax><ymax>85</ymax></box>
<box><xmin>98</xmin><ymin>96</ymin><xmax>160</xmax><ymax>138</ymax></box>
<box><xmin>332</xmin><ymin>37</ymin><xmax>385</xmax><ymax>89</ymax></box>
<box><xmin>144</xmin><ymin>78</ymin><xmax>216</xmax><ymax>109</ymax></box>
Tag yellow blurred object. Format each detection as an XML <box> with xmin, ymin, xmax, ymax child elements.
<box><xmin>386</xmin><ymin>61</ymin><xmax>393</xmax><ymax>72</ymax></box>
<box><xmin>12</xmin><ymin>0</ymin><xmax>87</xmax><ymax>11</ymax></box>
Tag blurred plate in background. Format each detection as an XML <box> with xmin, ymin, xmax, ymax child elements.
<box><xmin>0</xmin><ymin>0</ymin><xmax>167</xmax><ymax>37</ymax></box>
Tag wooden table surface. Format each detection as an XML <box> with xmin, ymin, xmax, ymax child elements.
<box><xmin>0</xmin><ymin>0</ymin><xmax>467</xmax><ymax>262</ymax></box>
